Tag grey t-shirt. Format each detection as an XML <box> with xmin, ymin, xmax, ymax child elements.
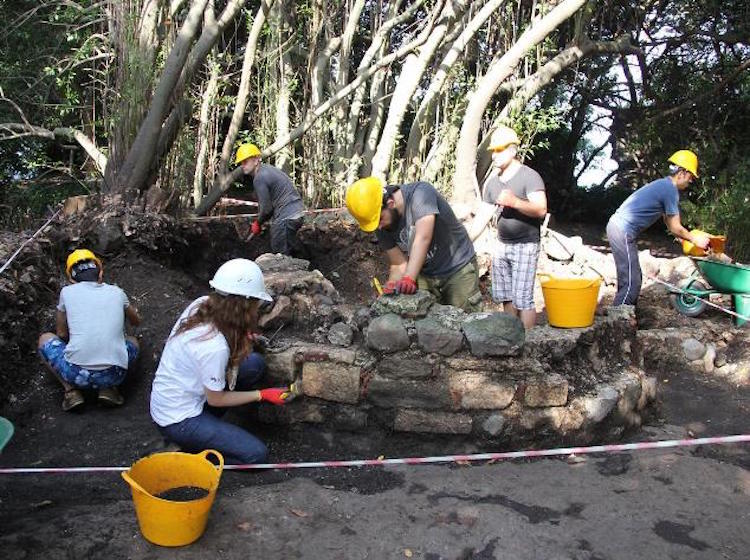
<box><xmin>610</xmin><ymin>177</ymin><xmax>680</xmax><ymax>237</ymax></box>
<box><xmin>483</xmin><ymin>164</ymin><xmax>545</xmax><ymax>243</ymax></box>
<box><xmin>376</xmin><ymin>182</ymin><xmax>475</xmax><ymax>278</ymax></box>
<box><xmin>243</xmin><ymin>164</ymin><xmax>305</xmax><ymax>223</ymax></box>
<box><xmin>57</xmin><ymin>282</ymin><xmax>130</xmax><ymax>369</ymax></box>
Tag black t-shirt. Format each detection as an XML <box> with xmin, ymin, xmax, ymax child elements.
<box><xmin>376</xmin><ymin>182</ymin><xmax>475</xmax><ymax>278</ymax></box>
<box><xmin>482</xmin><ymin>164</ymin><xmax>545</xmax><ymax>243</ymax></box>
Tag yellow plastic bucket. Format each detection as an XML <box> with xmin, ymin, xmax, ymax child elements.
<box><xmin>682</xmin><ymin>230</ymin><xmax>726</xmax><ymax>256</ymax></box>
<box><xmin>539</xmin><ymin>275</ymin><xmax>601</xmax><ymax>328</ymax></box>
<box><xmin>122</xmin><ymin>450</ymin><xmax>224</xmax><ymax>547</ymax></box>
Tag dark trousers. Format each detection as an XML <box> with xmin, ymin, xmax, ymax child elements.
<box><xmin>158</xmin><ymin>353</ymin><xmax>268</xmax><ymax>464</ymax></box>
<box><xmin>607</xmin><ymin>219</ymin><xmax>641</xmax><ymax>305</ymax></box>
<box><xmin>270</xmin><ymin>217</ymin><xmax>306</xmax><ymax>257</ymax></box>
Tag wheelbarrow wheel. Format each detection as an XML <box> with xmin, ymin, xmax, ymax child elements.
<box><xmin>670</xmin><ymin>280</ymin><xmax>708</xmax><ymax>317</ymax></box>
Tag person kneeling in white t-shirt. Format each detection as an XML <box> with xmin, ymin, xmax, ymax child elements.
<box><xmin>38</xmin><ymin>249</ymin><xmax>141</xmax><ymax>412</ymax></box>
<box><xmin>150</xmin><ymin>258</ymin><xmax>290</xmax><ymax>464</ymax></box>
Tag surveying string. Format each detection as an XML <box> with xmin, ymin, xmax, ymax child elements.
<box><xmin>0</xmin><ymin>434</ymin><xmax>748</xmax><ymax>475</ymax></box>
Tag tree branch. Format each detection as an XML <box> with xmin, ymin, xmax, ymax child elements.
<box><xmin>194</xmin><ymin>7</ymin><xmax>436</xmax><ymax>215</ymax></box>
<box><xmin>0</xmin><ymin>123</ymin><xmax>107</xmax><ymax>175</ymax></box>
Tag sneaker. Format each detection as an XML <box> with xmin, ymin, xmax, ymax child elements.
<box><xmin>62</xmin><ymin>389</ymin><xmax>85</xmax><ymax>412</ymax></box>
<box><xmin>97</xmin><ymin>386</ymin><xmax>124</xmax><ymax>406</ymax></box>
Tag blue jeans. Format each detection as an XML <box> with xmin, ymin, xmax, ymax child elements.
<box><xmin>158</xmin><ymin>353</ymin><xmax>269</xmax><ymax>464</ymax></box>
<box><xmin>39</xmin><ymin>337</ymin><xmax>138</xmax><ymax>388</ymax></box>
<box><xmin>607</xmin><ymin>219</ymin><xmax>641</xmax><ymax>305</ymax></box>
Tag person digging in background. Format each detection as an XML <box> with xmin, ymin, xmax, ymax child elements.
<box><xmin>346</xmin><ymin>176</ymin><xmax>481</xmax><ymax>311</ymax></box>
<box><xmin>607</xmin><ymin>150</ymin><xmax>710</xmax><ymax>306</ymax></box>
<box><xmin>149</xmin><ymin>258</ymin><xmax>291</xmax><ymax>465</ymax></box>
<box><xmin>478</xmin><ymin>125</ymin><xmax>547</xmax><ymax>329</ymax></box>
<box><xmin>235</xmin><ymin>143</ymin><xmax>307</xmax><ymax>257</ymax></box>
<box><xmin>38</xmin><ymin>249</ymin><xmax>141</xmax><ymax>411</ymax></box>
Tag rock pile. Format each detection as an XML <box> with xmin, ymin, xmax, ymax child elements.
<box><xmin>257</xmin><ymin>254</ymin><xmax>657</xmax><ymax>444</ymax></box>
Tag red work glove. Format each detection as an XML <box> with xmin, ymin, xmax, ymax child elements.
<box><xmin>382</xmin><ymin>280</ymin><xmax>398</xmax><ymax>295</ymax></box>
<box><xmin>259</xmin><ymin>387</ymin><xmax>290</xmax><ymax>405</ymax></box>
<box><xmin>250</xmin><ymin>220</ymin><xmax>262</xmax><ymax>236</ymax></box>
<box><xmin>395</xmin><ymin>275</ymin><xmax>417</xmax><ymax>295</ymax></box>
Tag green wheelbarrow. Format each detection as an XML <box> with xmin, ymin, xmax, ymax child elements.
<box><xmin>670</xmin><ymin>257</ymin><xmax>750</xmax><ymax>326</ymax></box>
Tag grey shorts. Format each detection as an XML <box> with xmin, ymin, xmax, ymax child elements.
<box><xmin>491</xmin><ymin>240</ymin><xmax>540</xmax><ymax>310</ymax></box>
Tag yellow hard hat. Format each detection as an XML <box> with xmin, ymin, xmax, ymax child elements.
<box><xmin>487</xmin><ymin>125</ymin><xmax>520</xmax><ymax>151</ymax></box>
<box><xmin>66</xmin><ymin>249</ymin><xmax>102</xmax><ymax>278</ymax></box>
<box><xmin>668</xmin><ymin>150</ymin><xmax>699</xmax><ymax>177</ymax></box>
<box><xmin>234</xmin><ymin>143</ymin><xmax>261</xmax><ymax>164</ymax></box>
<box><xmin>346</xmin><ymin>176</ymin><xmax>385</xmax><ymax>232</ymax></box>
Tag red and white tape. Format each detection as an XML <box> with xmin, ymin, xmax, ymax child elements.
<box><xmin>0</xmin><ymin>434</ymin><xmax>748</xmax><ymax>475</ymax></box>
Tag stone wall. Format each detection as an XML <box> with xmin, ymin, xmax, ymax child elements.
<box><xmin>257</xmin><ymin>263</ymin><xmax>656</xmax><ymax>444</ymax></box>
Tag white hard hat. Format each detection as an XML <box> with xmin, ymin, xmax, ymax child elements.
<box><xmin>209</xmin><ymin>258</ymin><xmax>273</xmax><ymax>301</ymax></box>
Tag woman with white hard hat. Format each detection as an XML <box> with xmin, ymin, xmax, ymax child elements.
<box><xmin>150</xmin><ymin>259</ymin><xmax>289</xmax><ymax>463</ymax></box>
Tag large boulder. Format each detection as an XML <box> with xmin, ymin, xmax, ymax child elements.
<box><xmin>366</xmin><ymin>313</ymin><xmax>410</xmax><ymax>352</ymax></box>
<box><xmin>416</xmin><ymin>316</ymin><xmax>464</xmax><ymax>355</ymax></box>
<box><xmin>462</xmin><ymin>312</ymin><xmax>525</xmax><ymax>357</ymax></box>
<box><xmin>371</xmin><ymin>290</ymin><xmax>435</xmax><ymax>318</ymax></box>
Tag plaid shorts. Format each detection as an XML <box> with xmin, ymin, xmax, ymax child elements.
<box><xmin>491</xmin><ymin>240</ymin><xmax>540</xmax><ymax>310</ymax></box>
<box><xmin>39</xmin><ymin>337</ymin><xmax>138</xmax><ymax>389</ymax></box>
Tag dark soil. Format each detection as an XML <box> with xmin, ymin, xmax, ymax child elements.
<box><xmin>0</xmin><ymin>212</ymin><xmax>748</xmax><ymax>548</ymax></box>
<box><xmin>155</xmin><ymin>486</ymin><xmax>210</xmax><ymax>502</ymax></box>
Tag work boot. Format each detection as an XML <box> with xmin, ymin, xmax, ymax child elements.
<box><xmin>97</xmin><ymin>386</ymin><xmax>124</xmax><ymax>406</ymax></box>
<box><xmin>62</xmin><ymin>389</ymin><xmax>85</xmax><ymax>412</ymax></box>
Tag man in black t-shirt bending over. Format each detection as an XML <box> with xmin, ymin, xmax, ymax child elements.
<box><xmin>346</xmin><ymin>176</ymin><xmax>481</xmax><ymax>311</ymax></box>
<box><xmin>481</xmin><ymin>126</ymin><xmax>547</xmax><ymax>329</ymax></box>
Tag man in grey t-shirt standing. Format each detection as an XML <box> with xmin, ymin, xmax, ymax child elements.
<box><xmin>481</xmin><ymin>126</ymin><xmax>547</xmax><ymax>329</ymax></box>
<box><xmin>235</xmin><ymin>143</ymin><xmax>307</xmax><ymax>257</ymax></box>
<box><xmin>346</xmin><ymin>176</ymin><xmax>481</xmax><ymax>311</ymax></box>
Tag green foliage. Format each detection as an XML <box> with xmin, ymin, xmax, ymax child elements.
<box><xmin>681</xmin><ymin>163</ymin><xmax>750</xmax><ymax>262</ymax></box>
<box><xmin>513</xmin><ymin>106</ymin><xmax>565</xmax><ymax>161</ymax></box>
<box><xmin>0</xmin><ymin>179</ymin><xmax>89</xmax><ymax>230</ymax></box>
<box><xmin>562</xmin><ymin>183</ymin><xmax>631</xmax><ymax>225</ymax></box>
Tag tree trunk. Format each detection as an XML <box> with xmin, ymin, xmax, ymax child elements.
<box><xmin>193</xmin><ymin>58</ymin><xmax>220</xmax><ymax>207</ymax></box>
<box><xmin>116</xmin><ymin>0</ymin><xmax>209</xmax><ymax>198</ymax></box>
<box><xmin>404</xmin><ymin>0</ymin><xmax>506</xmax><ymax>180</ymax></box>
<box><xmin>330</xmin><ymin>0</ymin><xmax>367</xmax><ymax>181</ymax></box>
<box><xmin>345</xmin><ymin>0</ymin><xmax>425</xmax><ymax>181</ymax></box>
<box><xmin>272</xmin><ymin>0</ymin><xmax>294</xmax><ymax>172</ymax></box>
<box><xmin>370</xmin><ymin>0</ymin><xmax>460</xmax><ymax>180</ymax></box>
<box><xmin>217</xmin><ymin>0</ymin><xmax>274</xmax><ymax>176</ymax></box>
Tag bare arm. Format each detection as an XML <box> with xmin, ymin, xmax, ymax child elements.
<box><xmin>498</xmin><ymin>190</ymin><xmax>547</xmax><ymax>218</ymax></box>
<box><xmin>467</xmin><ymin>201</ymin><xmax>497</xmax><ymax>241</ymax></box>
<box><xmin>404</xmin><ymin>214</ymin><xmax>436</xmax><ymax>280</ymax></box>
<box><xmin>204</xmin><ymin>387</ymin><xmax>262</xmax><ymax>407</ymax></box>
<box><xmin>664</xmin><ymin>214</ymin><xmax>709</xmax><ymax>248</ymax></box>
<box><xmin>56</xmin><ymin>310</ymin><xmax>69</xmax><ymax>341</ymax></box>
<box><xmin>385</xmin><ymin>246</ymin><xmax>408</xmax><ymax>282</ymax></box>
<box><xmin>125</xmin><ymin>304</ymin><xmax>141</xmax><ymax>326</ymax></box>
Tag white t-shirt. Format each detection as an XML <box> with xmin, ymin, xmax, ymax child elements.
<box><xmin>150</xmin><ymin>297</ymin><xmax>230</xmax><ymax>427</ymax></box>
<box><xmin>57</xmin><ymin>282</ymin><xmax>129</xmax><ymax>369</ymax></box>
